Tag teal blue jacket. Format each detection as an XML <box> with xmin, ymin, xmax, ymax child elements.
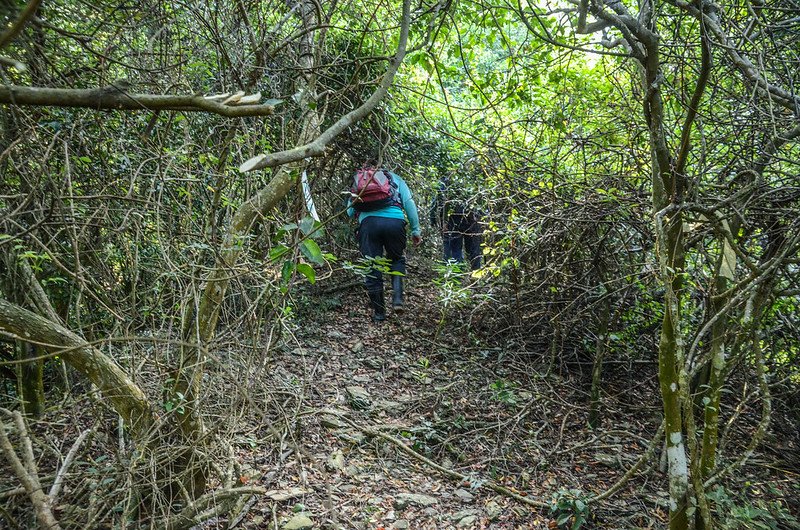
<box><xmin>347</xmin><ymin>172</ymin><xmax>421</xmax><ymax>237</ymax></box>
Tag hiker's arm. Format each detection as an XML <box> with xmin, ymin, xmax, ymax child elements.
<box><xmin>398</xmin><ymin>180</ymin><xmax>421</xmax><ymax>236</ymax></box>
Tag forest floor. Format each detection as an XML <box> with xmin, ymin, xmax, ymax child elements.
<box><xmin>3</xmin><ymin>258</ymin><xmax>798</xmax><ymax>530</ymax></box>
<box><xmin>221</xmin><ymin>259</ymin><xmax>800</xmax><ymax>530</ymax></box>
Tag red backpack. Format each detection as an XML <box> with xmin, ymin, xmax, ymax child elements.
<box><xmin>350</xmin><ymin>168</ymin><xmax>401</xmax><ymax>212</ymax></box>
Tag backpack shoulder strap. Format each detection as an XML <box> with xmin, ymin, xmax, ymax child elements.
<box><xmin>388</xmin><ymin>172</ymin><xmax>403</xmax><ymax>207</ymax></box>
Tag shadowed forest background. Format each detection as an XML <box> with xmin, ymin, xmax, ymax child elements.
<box><xmin>0</xmin><ymin>0</ymin><xmax>799</xmax><ymax>528</ymax></box>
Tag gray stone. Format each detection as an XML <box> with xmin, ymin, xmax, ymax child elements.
<box><xmin>485</xmin><ymin>501</ymin><xmax>502</xmax><ymax>521</ymax></box>
<box><xmin>456</xmin><ymin>515</ymin><xmax>478</xmax><ymax>527</ymax></box>
<box><xmin>375</xmin><ymin>400</ymin><xmax>404</xmax><ymax>414</ymax></box>
<box><xmin>265</xmin><ymin>487</ymin><xmax>312</xmax><ymax>501</ymax></box>
<box><xmin>594</xmin><ymin>453</ymin><xmax>619</xmax><ymax>468</ymax></box>
<box><xmin>393</xmin><ymin>493</ymin><xmax>438</xmax><ymax>510</ymax></box>
<box><xmin>353</xmin><ymin>374</ymin><xmax>372</xmax><ymax>383</ymax></box>
<box><xmin>283</xmin><ymin>514</ymin><xmax>313</xmax><ymax>530</ymax></box>
<box><xmin>327</xmin><ymin>330</ymin><xmax>347</xmax><ymax>340</ymax></box>
<box><xmin>391</xmin><ymin>521</ymin><xmax>410</xmax><ymax>530</ymax></box>
<box><xmin>451</xmin><ymin>509</ymin><xmax>479</xmax><ymax>520</ymax></box>
<box><xmin>351</xmin><ymin>341</ymin><xmax>365</xmax><ymax>353</ymax></box>
<box><xmin>320</xmin><ymin>416</ymin><xmax>346</xmax><ymax>429</ymax></box>
<box><xmin>326</xmin><ymin>450</ymin><xmax>345</xmax><ymax>471</ymax></box>
<box><xmin>346</xmin><ymin>386</ymin><xmax>371</xmax><ymax>410</ymax></box>
<box><xmin>335</xmin><ymin>432</ymin><xmax>366</xmax><ymax>445</ymax></box>
<box><xmin>453</xmin><ymin>488</ymin><xmax>475</xmax><ymax>503</ymax></box>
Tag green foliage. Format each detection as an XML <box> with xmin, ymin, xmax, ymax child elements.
<box><xmin>489</xmin><ymin>379</ymin><xmax>517</xmax><ymax>406</ymax></box>
<box><xmin>707</xmin><ymin>485</ymin><xmax>799</xmax><ymax>530</ymax></box>
<box><xmin>344</xmin><ymin>256</ymin><xmax>402</xmax><ymax>279</ymax></box>
<box><xmin>549</xmin><ymin>488</ymin><xmax>590</xmax><ymax>530</ymax></box>
<box><xmin>161</xmin><ymin>379</ymin><xmax>186</xmax><ymax>415</ymax></box>
<box><xmin>270</xmin><ymin>215</ymin><xmax>332</xmax><ymax>291</ymax></box>
<box><xmin>14</xmin><ymin>245</ymin><xmax>51</xmax><ymax>273</ymax></box>
<box><xmin>431</xmin><ymin>261</ymin><xmax>472</xmax><ymax>310</ymax></box>
<box><xmin>411</xmin><ymin>356</ymin><xmax>432</xmax><ymax>383</ymax></box>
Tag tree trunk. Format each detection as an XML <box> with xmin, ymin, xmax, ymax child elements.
<box><xmin>17</xmin><ymin>342</ymin><xmax>44</xmax><ymax>418</ymax></box>
<box><xmin>644</xmin><ymin>33</ymin><xmax>691</xmax><ymax>529</ymax></box>
<box><xmin>0</xmin><ymin>299</ymin><xmax>155</xmax><ymax>434</ymax></box>
<box><xmin>699</xmin><ymin>271</ymin><xmax>728</xmax><ymax>479</ymax></box>
<box><xmin>1</xmin><ymin>250</ymin><xmax>53</xmax><ymax>418</ymax></box>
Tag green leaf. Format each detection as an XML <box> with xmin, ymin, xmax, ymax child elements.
<box><xmin>295</xmin><ymin>263</ymin><xmax>316</xmax><ymax>284</ymax></box>
<box><xmin>299</xmin><ymin>216</ymin><xmax>322</xmax><ymax>238</ymax></box>
<box><xmin>419</xmin><ymin>55</ymin><xmax>434</xmax><ymax>75</ymax></box>
<box><xmin>281</xmin><ymin>260</ymin><xmax>294</xmax><ymax>283</ymax></box>
<box><xmin>300</xmin><ymin>239</ymin><xmax>324</xmax><ymax>264</ymax></box>
<box><xmin>269</xmin><ymin>244</ymin><xmax>289</xmax><ymax>261</ymax></box>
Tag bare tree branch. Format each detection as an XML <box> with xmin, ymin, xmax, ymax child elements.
<box><xmin>239</xmin><ymin>0</ymin><xmax>412</xmax><ymax>172</ymax></box>
<box><xmin>0</xmin><ymin>409</ymin><xmax>62</xmax><ymax>530</ymax></box>
<box><xmin>0</xmin><ymin>85</ymin><xmax>277</xmax><ymax>117</ymax></box>
<box><xmin>48</xmin><ymin>428</ymin><xmax>92</xmax><ymax>505</ymax></box>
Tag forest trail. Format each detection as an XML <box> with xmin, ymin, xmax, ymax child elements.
<box><xmin>228</xmin><ymin>260</ymin><xmax>665</xmax><ymax>530</ymax></box>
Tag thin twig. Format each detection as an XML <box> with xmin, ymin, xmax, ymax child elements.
<box><xmin>336</xmin><ymin>413</ymin><xmax>550</xmax><ymax>509</ymax></box>
<box><xmin>48</xmin><ymin>428</ymin><xmax>93</xmax><ymax>503</ymax></box>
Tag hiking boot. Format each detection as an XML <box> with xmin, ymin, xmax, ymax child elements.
<box><xmin>367</xmin><ymin>289</ymin><xmax>386</xmax><ymax>322</ymax></box>
<box><xmin>391</xmin><ymin>276</ymin><xmax>404</xmax><ymax>312</ymax></box>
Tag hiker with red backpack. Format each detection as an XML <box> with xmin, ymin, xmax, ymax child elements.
<box><xmin>347</xmin><ymin>161</ymin><xmax>422</xmax><ymax>322</ymax></box>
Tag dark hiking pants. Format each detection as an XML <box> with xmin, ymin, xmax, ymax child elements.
<box><xmin>358</xmin><ymin>216</ymin><xmax>406</xmax><ymax>292</ymax></box>
<box><xmin>443</xmin><ymin>214</ymin><xmax>482</xmax><ymax>270</ymax></box>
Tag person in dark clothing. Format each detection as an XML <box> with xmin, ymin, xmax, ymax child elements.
<box><xmin>430</xmin><ymin>175</ymin><xmax>483</xmax><ymax>270</ymax></box>
<box><xmin>348</xmin><ymin>166</ymin><xmax>422</xmax><ymax>322</ymax></box>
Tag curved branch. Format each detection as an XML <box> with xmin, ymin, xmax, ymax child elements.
<box><xmin>669</xmin><ymin>0</ymin><xmax>800</xmax><ymax>113</ymax></box>
<box><xmin>0</xmin><ymin>0</ymin><xmax>42</xmax><ymax>49</ymax></box>
<box><xmin>0</xmin><ymin>299</ymin><xmax>155</xmax><ymax>434</ymax></box>
<box><xmin>0</xmin><ymin>85</ymin><xmax>277</xmax><ymax>117</ymax></box>
<box><xmin>239</xmin><ymin>0</ymin><xmax>412</xmax><ymax>172</ymax></box>
<box><xmin>753</xmin><ymin>123</ymin><xmax>800</xmax><ymax>177</ymax></box>
<box><xmin>674</xmin><ymin>10</ymin><xmax>712</xmax><ymax>177</ymax></box>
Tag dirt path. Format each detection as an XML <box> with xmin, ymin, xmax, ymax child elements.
<box><xmin>231</xmin><ymin>265</ymin><xmax>668</xmax><ymax>529</ymax></box>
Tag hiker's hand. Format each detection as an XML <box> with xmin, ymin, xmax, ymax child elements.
<box><xmin>412</xmin><ymin>234</ymin><xmax>422</xmax><ymax>246</ymax></box>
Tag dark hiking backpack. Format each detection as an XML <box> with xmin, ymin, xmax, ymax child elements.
<box><xmin>350</xmin><ymin>168</ymin><xmax>401</xmax><ymax>212</ymax></box>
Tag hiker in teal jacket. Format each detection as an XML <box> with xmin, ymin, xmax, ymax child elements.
<box><xmin>348</xmin><ymin>167</ymin><xmax>422</xmax><ymax>322</ymax></box>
